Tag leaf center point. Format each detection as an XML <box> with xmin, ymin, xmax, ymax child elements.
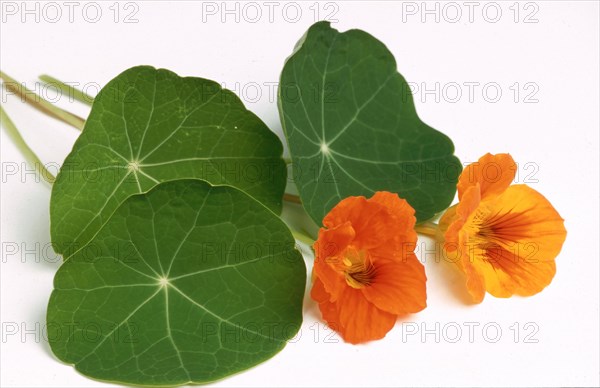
<box><xmin>127</xmin><ymin>160</ymin><xmax>141</xmax><ymax>173</ymax></box>
<box><xmin>320</xmin><ymin>142</ymin><xmax>330</xmax><ymax>155</ymax></box>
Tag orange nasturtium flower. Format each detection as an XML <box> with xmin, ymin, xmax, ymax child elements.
<box><xmin>439</xmin><ymin>153</ymin><xmax>567</xmax><ymax>303</ymax></box>
<box><xmin>311</xmin><ymin>192</ymin><xmax>427</xmax><ymax>344</ymax></box>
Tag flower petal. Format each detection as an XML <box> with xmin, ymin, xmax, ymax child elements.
<box><xmin>470</xmin><ymin>245</ymin><xmax>557</xmax><ymax>298</ymax></box>
<box><xmin>332</xmin><ymin>198</ymin><xmax>390</xmax><ymax>247</ymax></box>
<box><xmin>444</xmin><ymin>184</ymin><xmax>481</xmax><ymax>254</ymax></box>
<box><xmin>314</xmin><ymin>221</ymin><xmax>355</xmax><ymax>263</ymax></box>
<box><xmin>322</xmin><ymin>196</ymin><xmax>370</xmax><ymax>230</ymax></box>
<box><xmin>312</xmin><ymin>278</ymin><xmax>397</xmax><ymax>344</ymax></box>
<box><xmin>362</xmin><ymin>254</ymin><xmax>427</xmax><ymax>314</ymax></box>
<box><xmin>370</xmin><ymin>191</ymin><xmax>418</xmax><ymax>248</ymax></box>
<box><xmin>458</xmin><ymin>153</ymin><xmax>517</xmax><ymax>201</ymax></box>
<box><xmin>482</xmin><ymin>185</ymin><xmax>567</xmax><ymax>259</ymax></box>
<box><xmin>313</xmin><ymin>222</ymin><xmax>355</xmax><ymax>301</ymax></box>
<box><xmin>313</xmin><ymin>191</ymin><xmax>427</xmax><ymax>343</ymax></box>
<box><xmin>462</xmin><ymin>253</ymin><xmax>487</xmax><ymax>303</ymax></box>
<box><xmin>461</xmin><ymin>184</ymin><xmax>566</xmax><ymax>300</ymax></box>
<box><xmin>311</xmin><ymin>278</ymin><xmax>340</xmax><ymax>329</ymax></box>
<box><xmin>336</xmin><ymin>286</ymin><xmax>397</xmax><ymax>344</ymax></box>
<box><xmin>323</xmin><ymin>192</ymin><xmax>417</xmax><ymax>259</ymax></box>
<box><xmin>438</xmin><ymin>203</ymin><xmax>458</xmax><ymax>234</ymax></box>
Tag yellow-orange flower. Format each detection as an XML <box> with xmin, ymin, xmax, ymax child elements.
<box><xmin>439</xmin><ymin>153</ymin><xmax>567</xmax><ymax>303</ymax></box>
<box><xmin>311</xmin><ymin>192</ymin><xmax>427</xmax><ymax>344</ymax></box>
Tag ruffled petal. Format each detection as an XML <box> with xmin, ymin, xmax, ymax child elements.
<box><xmin>310</xmin><ymin>278</ymin><xmax>340</xmax><ymax>330</ymax></box>
<box><xmin>312</xmin><ymin>191</ymin><xmax>426</xmax><ymax>343</ymax></box>
<box><xmin>361</xmin><ymin>254</ymin><xmax>427</xmax><ymax>314</ymax></box>
<box><xmin>322</xmin><ymin>196</ymin><xmax>370</xmax><ymax>230</ymax></box>
<box><xmin>438</xmin><ymin>203</ymin><xmax>458</xmax><ymax>235</ymax></box>
<box><xmin>370</xmin><ymin>191</ymin><xmax>418</xmax><ymax>254</ymax></box>
<box><xmin>336</xmin><ymin>286</ymin><xmax>397</xmax><ymax>344</ymax></box>
<box><xmin>461</xmin><ymin>246</ymin><xmax>487</xmax><ymax>303</ymax></box>
<box><xmin>322</xmin><ymin>193</ymin><xmax>417</xmax><ymax>259</ymax></box>
<box><xmin>458</xmin><ymin>153</ymin><xmax>517</xmax><ymax>201</ymax></box>
<box><xmin>314</xmin><ymin>221</ymin><xmax>355</xmax><ymax>265</ymax></box>
<box><xmin>313</xmin><ymin>222</ymin><xmax>355</xmax><ymax>301</ymax></box>
<box><xmin>444</xmin><ymin>184</ymin><xmax>481</xmax><ymax>254</ymax></box>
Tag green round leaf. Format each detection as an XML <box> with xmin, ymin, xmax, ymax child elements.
<box><xmin>47</xmin><ymin>179</ymin><xmax>305</xmax><ymax>386</ymax></box>
<box><xmin>278</xmin><ymin>21</ymin><xmax>462</xmax><ymax>223</ymax></box>
<box><xmin>51</xmin><ymin>66</ymin><xmax>286</xmax><ymax>256</ymax></box>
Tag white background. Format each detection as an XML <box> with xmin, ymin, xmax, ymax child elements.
<box><xmin>1</xmin><ymin>1</ymin><xmax>599</xmax><ymax>387</ymax></box>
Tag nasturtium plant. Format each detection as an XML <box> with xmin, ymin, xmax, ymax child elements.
<box><xmin>51</xmin><ymin>66</ymin><xmax>286</xmax><ymax>256</ymax></box>
<box><xmin>47</xmin><ymin>179</ymin><xmax>306</xmax><ymax>386</ymax></box>
<box><xmin>278</xmin><ymin>21</ymin><xmax>462</xmax><ymax>223</ymax></box>
<box><xmin>0</xmin><ymin>16</ymin><xmax>567</xmax><ymax>388</ymax></box>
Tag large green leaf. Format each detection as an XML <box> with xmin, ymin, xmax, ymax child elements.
<box><xmin>47</xmin><ymin>179</ymin><xmax>305</xmax><ymax>386</ymax></box>
<box><xmin>51</xmin><ymin>66</ymin><xmax>286</xmax><ymax>256</ymax></box>
<box><xmin>278</xmin><ymin>21</ymin><xmax>461</xmax><ymax>223</ymax></box>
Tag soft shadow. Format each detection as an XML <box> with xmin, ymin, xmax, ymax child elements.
<box><xmin>30</xmin><ymin>298</ymin><xmax>56</xmax><ymax>359</ymax></box>
<box><xmin>280</xmin><ymin>199</ymin><xmax>319</xmax><ymax>242</ymax></box>
<box><xmin>418</xmin><ymin>234</ymin><xmax>477</xmax><ymax>306</ymax></box>
<box><xmin>300</xmin><ymin>254</ymin><xmax>321</xmax><ymax>322</ymax></box>
<box><xmin>280</xmin><ymin>197</ymin><xmax>321</xmax><ymax>320</ymax></box>
<box><xmin>427</xmin><ymin>256</ymin><xmax>477</xmax><ymax>305</ymax></box>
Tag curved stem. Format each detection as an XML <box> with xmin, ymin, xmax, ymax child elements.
<box><xmin>415</xmin><ymin>221</ymin><xmax>440</xmax><ymax>239</ymax></box>
<box><xmin>283</xmin><ymin>193</ymin><xmax>302</xmax><ymax>204</ymax></box>
<box><xmin>291</xmin><ymin>230</ymin><xmax>315</xmax><ymax>246</ymax></box>
<box><xmin>0</xmin><ymin>71</ymin><xmax>85</xmax><ymax>131</ymax></box>
<box><xmin>39</xmin><ymin>74</ymin><xmax>94</xmax><ymax>106</ymax></box>
<box><xmin>0</xmin><ymin>105</ymin><xmax>55</xmax><ymax>184</ymax></box>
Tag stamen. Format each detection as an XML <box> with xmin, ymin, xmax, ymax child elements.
<box><xmin>345</xmin><ymin>262</ymin><xmax>377</xmax><ymax>289</ymax></box>
<box><xmin>341</xmin><ymin>247</ymin><xmax>376</xmax><ymax>288</ymax></box>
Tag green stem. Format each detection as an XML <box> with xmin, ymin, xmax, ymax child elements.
<box><xmin>291</xmin><ymin>230</ymin><xmax>315</xmax><ymax>246</ymax></box>
<box><xmin>283</xmin><ymin>193</ymin><xmax>302</xmax><ymax>204</ymax></box>
<box><xmin>415</xmin><ymin>221</ymin><xmax>440</xmax><ymax>239</ymax></box>
<box><xmin>0</xmin><ymin>71</ymin><xmax>85</xmax><ymax>131</ymax></box>
<box><xmin>283</xmin><ymin>157</ymin><xmax>292</xmax><ymax>165</ymax></box>
<box><xmin>0</xmin><ymin>105</ymin><xmax>55</xmax><ymax>184</ymax></box>
<box><xmin>39</xmin><ymin>74</ymin><xmax>94</xmax><ymax>106</ymax></box>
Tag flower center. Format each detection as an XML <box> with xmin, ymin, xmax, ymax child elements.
<box><xmin>468</xmin><ymin>204</ymin><xmax>505</xmax><ymax>245</ymax></box>
<box><xmin>341</xmin><ymin>247</ymin><xmax>376</xmax><ymax>289</ymax></box>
